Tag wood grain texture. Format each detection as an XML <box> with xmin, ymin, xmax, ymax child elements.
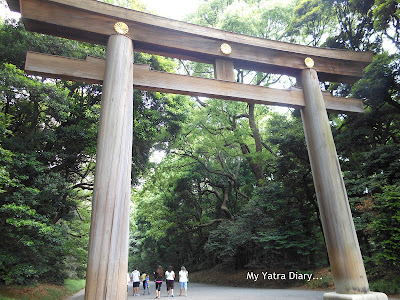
<box><xmin>300</xmin><ymin>68</ymin><xmax>370</xmax><ymax>295</ymax></box>
<box><xmin>84</xmin><ymin>34</ymin><xmax>133</xmax><ymax>300</ymax></box>
<box><xmin>9</xmin><ymin>0</ymin><xmax>373</xmax><ymax>83</ymax></box>
<box><xmin>214</xmin><ymin>58</ymin><xmax>235</xmax><ymax>81</ymax></box>
<box><xmin>24</xmin><ymin>52</ymin><xmax>365</xmax><ymax>114</ymax></box>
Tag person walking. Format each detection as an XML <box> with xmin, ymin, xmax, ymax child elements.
<box><xmin>131</xmin><ymin>267</ymin><xmax>141</xmax><ymax>296</ymax></box>
<box><xmin>144</xmin><ymin>273</ymin><xmax>150</xmax><ymax>295</ymax></box>
<box><xmin>141</xmin><ymin>272</ymin><xmax>147</xmax><ymax>295</ymax></box>
<box><xmin>154</xmin><ymin>265</ymin><xmax>163</xmax><ymax>299</ymax></box>
<box><xmin>165</xmin><ymin>266</ymin><xmax>175</xmax><ymax>297</ymax></box>
<box><xmin>179</xmin><ymin>266</ymin><xmax>188</xmax><ymax>297</ymax></box>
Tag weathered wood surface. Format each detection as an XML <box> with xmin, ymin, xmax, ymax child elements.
<box><xmin>84</xmin><ymin>34</ymin><xmax>133</xmax><ymax>300</ymax></box>
<box><xmin>214</xmin><ymin>58</ymin><xmax>235</xmax><ymax>82</ymax></box>
<box><xmin>8</xmin><ymin>0</ymin><xmax>372</xmax><ymax>83</ymax></box>
<box><xmin>25</xmin><ymin>52</ymin><xmax>365</xmax><ymax>114</ymax></box>
<box><xmin>300</xmin><ymin>68</ymin><xmax>370</xmax><ymax>295</ymax></box>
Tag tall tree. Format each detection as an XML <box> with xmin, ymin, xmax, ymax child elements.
<box><xmin>373</xmin><ymin>0</ymin><xmax>400</xmax><ymax>51</ymax></box>
<box><xmin>286</xmin><ymin>0</ymin><xmax>336</xmax><ymax>46</ymax></box>
<box><xmin>325</xmin><ymin>0</ymin><xmax>380</xmax><ymax>51</ymax></box>
<box><xmin>0</xmin><ymin>17</ymin><xmax>188</xmax><ymax>284</ymax></box>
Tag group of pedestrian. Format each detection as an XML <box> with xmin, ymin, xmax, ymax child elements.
<box><xmin>129</xmin><ymin>265</ymin><xmax>189</xmax><ymax>298</ymax></box>
<box><xmin>130</xmin><ymin>267</ymin><xmax>149</xmax><ymax>296</ymax></box>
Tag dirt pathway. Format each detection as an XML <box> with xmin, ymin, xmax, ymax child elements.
<box><xmin>67</xmin><ymin>282</ymin><xmax>329</xmax><ymax>300</ymax></box>
<box><xmin>66</xmin><ymin>282</ymin><xmax>399</xmax><ymax>300</ymax></box>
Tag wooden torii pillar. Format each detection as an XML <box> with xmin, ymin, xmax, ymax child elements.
<box><xmin>6</xmin><ymin>0</ymin><xmax>388</xmax><ymax>299</ymax></box>
<box><xmin>84</xmin><ymin>33</ymin><xmax>133</xmax><ymax>299</ymax></box>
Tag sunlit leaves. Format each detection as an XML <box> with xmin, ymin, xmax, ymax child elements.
<box><xmin>373</xmin><ymin>0</ymin><xmax>400</xmax><ymax>50</ymax></box>
<box><xmin>287</xmin><ymin>0</ymin><xmax>335</xmax><ymax>46</ymax></box>
<box><xmin>352</xmin><ymin>53</ymin><xmax>400</xmax><ymax>111</ymax></box>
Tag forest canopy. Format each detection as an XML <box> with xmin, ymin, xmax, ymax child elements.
<box><xmin>0</xmin><ymin>0</ymin><xmax>399</xmax><ymax>294</ymax></box>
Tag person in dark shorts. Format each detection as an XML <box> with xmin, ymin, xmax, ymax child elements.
<box><xmin>165</xmin><ymin>266</ymin><xmax>175</xmax><ymax>297</ymax></box>
<box><xmin>131</xmin><ymin>267</ymin><xmax>140</xmax><ymax>296</ymax></box>
<box><xmin>154</xmin><ymin>265</ymin><xmax>163</xmax><ymax>299</ymax></box>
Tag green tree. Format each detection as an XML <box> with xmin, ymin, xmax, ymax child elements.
<box><xmin>0</xmin><ymin>61</ymin><xmax>86</xmax><ymax>284</ymax></box>
<box><xmin>373</xmin><ymin>0</ymin><xmax>400</xmax><ymax>51</ymax></box>
<box><xmin>132</xmin><ymin>154</ymin><xmax>209</xmax><ymax>272</ymax></box>
<box><xmin>286</xmin><ymin>0</ymin><xmax>336</xmax><ymax>46</ymax></box>
<box><xmin>0</xmin><ymin>203</ymin><xmax>68</xmax><ymax>284</ymax></box>
<box><xmin>324</xmin><ymin>0</ymin><xmax>380</xmax><ymax>51</ymax></box>
<box><xmin>132</xmin><ymin>0</ymin><xmax>328</xmax><ymax>273</ymax></box>
<box><xmin>0</xmin><ymin>16</ymin><xmax>188</xmax><ymax>284</ymax></box>
<box><xmin>331</xmin><ymin>52</ymin><xmax>400</xmax><ymax>270</ymax></box>
<box><xmin>352</xmin><ymin>53</ymin><xmax>400</xmax><ymax>112</ymax></box>
<box><xmin>369</xmin><ymin>185</ymin><xmax>400</xmax><ymax>276</ymax></box>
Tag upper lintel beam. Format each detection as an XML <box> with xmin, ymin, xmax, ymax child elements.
<box><xmin>7</xmin><ymin>0</ymin><xmax>372</xmax><ymax>83</ymax></box>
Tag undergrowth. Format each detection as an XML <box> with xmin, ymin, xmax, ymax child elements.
<box><xmin>0</xmin><ymin>279</ymin><xmax>85</xmax><ymax>300</ymax></box>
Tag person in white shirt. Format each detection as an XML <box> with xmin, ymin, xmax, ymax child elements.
<box><xmin>165</xmin><ymin>266</ymin><xmax>175</xmax><ymax>297</ymax></box>
<box><xmin>131</xmin><ymin>267</ymin><xmax>141</xmax><ymax>296</ymax></box>
<box><xmin>179</xmin><ymin>266</ymin><xmax>188</xmax><ymax>297</ymax></box>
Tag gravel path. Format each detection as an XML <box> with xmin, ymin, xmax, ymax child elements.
<box><xmin>66</xmin><ymin>282</ymin><xmax>399</xmax><ymax>300</ymax></box>
<box><xmin>67</xmin><ymin>282</ymin><xmax>328</xmax><ymax>300</ymax></box>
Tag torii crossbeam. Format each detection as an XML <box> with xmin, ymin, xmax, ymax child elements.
<box><xmin>6</xmin><ymin>0</ymin><xmax>388</xmax><ymax>299</ymax></box>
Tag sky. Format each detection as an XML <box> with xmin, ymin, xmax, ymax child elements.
<box><xmin>136</xmin><ymin>0</ymin><xmax>201</xmax><ymax>20</ymax></box>
<box><xmin>0</xmin><ymin>1</ymin><xmax>19</xmax><ymax>19</ymax></box>
<box><xmin>0</xmin><ymin>0</ymin><xmax>202</xmax><ymax>21</ymax></box>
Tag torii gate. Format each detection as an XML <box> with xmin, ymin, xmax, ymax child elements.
<box><xmin>6</xmin><ymin>0</ymin><xmax>388</xmax><ymax>299</ymax></box>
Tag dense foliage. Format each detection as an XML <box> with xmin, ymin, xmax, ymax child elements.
<box><xmin>0</xmin><ymin>21</ymin><xmax>102</xmax><ymax>284</ymax></box>
<box><xmin>0</xmin><ymin>0</ymin><xmax>399</xmax><ymax>293</ymax></box>
<box><xmin>0</xmin><ymin>14</ymin><xmax>187</xmax><ymax>284</ymax></box>
<box><xmin>131</xmin><ymin>0</ymin><xmax>400</xmax><ymax>289</ymax></box>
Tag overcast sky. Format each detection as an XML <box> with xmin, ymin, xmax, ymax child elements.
<box><xmin>141</xmin><ymin>0</ymin><xmax>201</xmax><ymax>20</ymax></box>
<box><xmin>0</xmin><ymin>0</ymin><xmax>201</xmax><ymax>21</ymax></box>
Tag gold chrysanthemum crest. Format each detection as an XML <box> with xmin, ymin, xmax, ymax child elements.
<box><xmin>220</xmin><ymin>43</ymin><xmax>232</xmax><ymax>55</ymax></box>
<box><xmin>114</xmin><ymin>22</ymin><xmax>129</xmax><ymax>35</ymax></box>
<box><xmin>304</xmin><ymin>57</ymin><xmax>315</xmax><ymax>68</ymax></box>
